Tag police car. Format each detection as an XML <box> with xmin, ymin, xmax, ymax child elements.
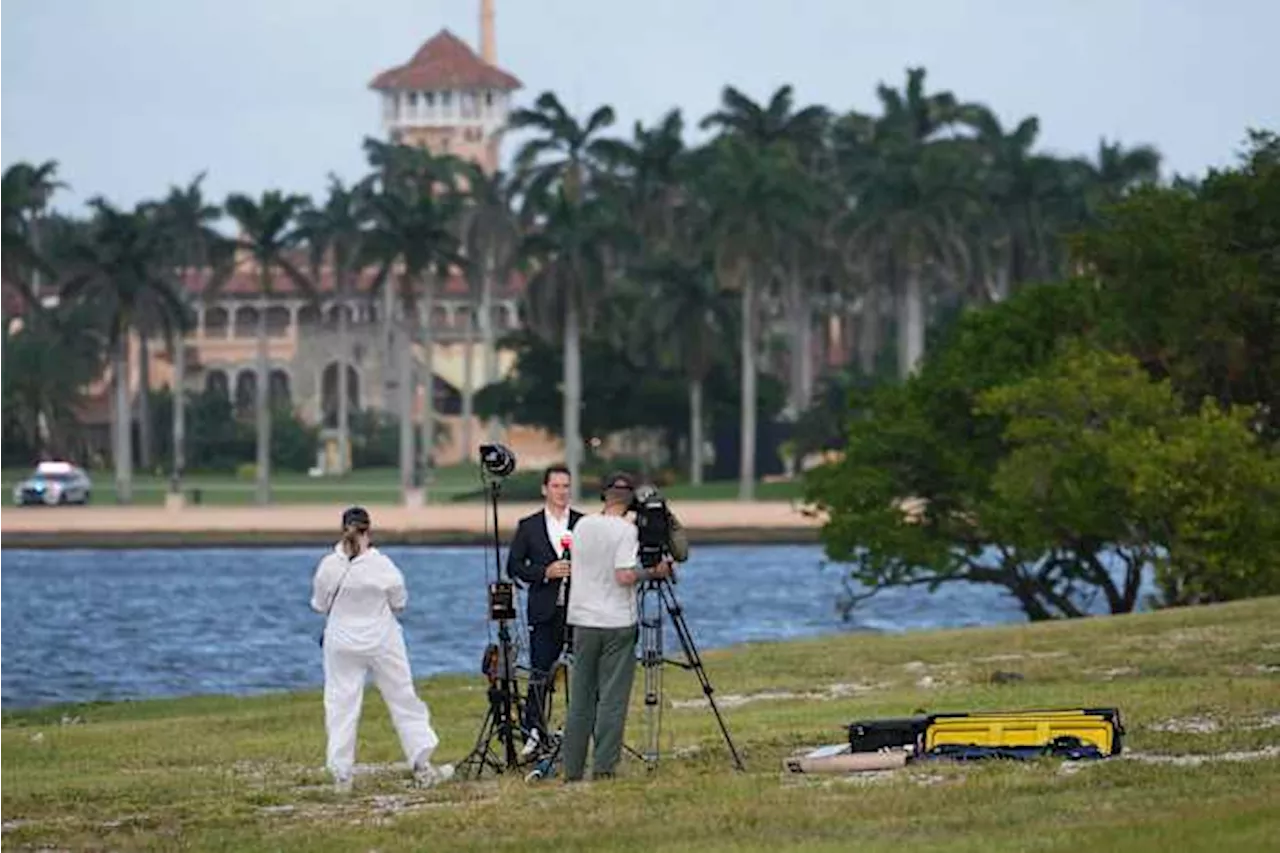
<box><xmin>12</xmin><ymin>461</ymin><xmax>93</xmax><ymax>506</ymax></box>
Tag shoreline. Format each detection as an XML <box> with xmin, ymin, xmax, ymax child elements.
<box><xmin>1</xmin><ymin>526</ymin><xmax>822</xmax><ymax>549</ymax></box>
<box><xmin>0</xmin><ymin>500</ymin><xmax>824</xmax><ymax>549</ymax></box>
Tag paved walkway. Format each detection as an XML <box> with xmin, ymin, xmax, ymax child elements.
<box><xmin>1</xmin><ymin>500</ymin><xmax>824</xmax><ymax>540</ymax></box>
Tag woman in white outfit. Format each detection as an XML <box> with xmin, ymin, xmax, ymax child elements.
<box><xmin>311</xmin><ymin>506</ymin><xmax>453</xmax><ymax>792</ymax></box>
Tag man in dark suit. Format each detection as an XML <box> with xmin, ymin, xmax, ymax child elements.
<box><xmin>505</xmin><ymin>464</ymin><xmax>582</xmax><ymax>752</ymax></box>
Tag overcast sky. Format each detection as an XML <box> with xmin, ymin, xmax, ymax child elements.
<box><xmin>3</xmin><ymin>0</ymin><xmax>1277</xmax><ymax>214</ymax></box>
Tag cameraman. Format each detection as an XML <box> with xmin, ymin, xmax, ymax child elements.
<box><xmin>562</xmin><ymin>472</ymin><xmax>671</xmax><ymax>781</ymax></box>
<box><xmin>505</xmin><ymin>464</ymin><xmax>581</xmax><ymax>752</ymax></box>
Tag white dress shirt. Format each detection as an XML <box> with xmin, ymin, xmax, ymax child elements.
<box><xmin>544</xmin><ymin>507</ymin><xmax>572</xmax><ymax>604</ymax></box>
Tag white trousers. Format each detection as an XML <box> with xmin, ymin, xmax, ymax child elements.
<box><xmin>322</xmin><ymin>629</ymin><xmax>439</xmax><ymax>778</ymax></box>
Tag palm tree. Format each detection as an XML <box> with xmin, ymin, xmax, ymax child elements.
<box><xmin>457</xmin><ymin>165</ymin><xmax>521</xmax><ymax>450</ymax></box>
<box><xmin>151</xmin><ymin>174</ymin><xmax>230</xmax><ymax>496</ymax></box>
<box><xmin>2</xmin><ymin>300</ymin><xmax>106</xmax><ymax>460</ymax></box>
<box><xmin>1082</xmin><ymin>138</ymin><xmax>1162</xmax><ymax>217</ymax></box>
<box><xmin>595</xmin><ymin>109</ymin><xmax>691</xmax><ymax>257</ymax></box>
<box><xmin>840</xmin><ymin>68</ymin><xmax>972</xmax><ymax>377</ymax></box>
<box><xmin>2</xmin><ymin>161</ymin><xmax>64</xmax><ymax>312</ymax></box>
<box><xmin>699</xmin><ymin>85</ymin><xmax>828</xmax><ymax>499</ymax></box>
<box><xmin>365</xmin><ymin>145</ymin><xmax>465</xmax><ymax>502</ymax></box>
<box><xmin>692</xmin><ymin>135</ymin><xmax>816</xmax><ymax>499</ymax></box>
<box><xmin>297</xmin><ymin>176</ymin><xmax>375</xmax><ymax>476</ymax></box>
<box><xmin>4</xmin><ymin>162</ymin><xmax>73</xmax><ymax>453</ymax></box>
<box><xmin>643</xmin><ymin>253</ymin><xmax>737</xmax><ymax>484</ymax></box>
<box><xmin>700</xmin><ymin>85</ymin><xmax>829</xmax><ymax>155</ymax></box>
<box><xmin>222</xmin><ymin>191</ymin><xmax>312</xmax><ymax>505</ymax></box>
<box><xmin>508</xmin><ymin>92</ymin><xmax>618</xmax><ymax>500</ymax></box>
<box><xmin>60</xmin><ymin>200</ymin><xmax>189</xmax><ymax>503</ymax></box>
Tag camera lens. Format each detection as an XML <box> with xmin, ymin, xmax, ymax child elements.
<box><xmin>478</xmin><ymin>443</ymin><xmax>516</xmax><ymax>478</ymax></box>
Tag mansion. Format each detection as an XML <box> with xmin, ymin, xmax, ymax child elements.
<box><xmin>11</xmin><ymin>0</ymin><xmax>851</xmax><ymax>475</ymax></box>
<box><xmin>119</xmin><ymin>1</ymin><xmax>564</xmax><ymax>470</ymax></box>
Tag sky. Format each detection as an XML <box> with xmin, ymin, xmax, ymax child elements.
<box><xmin>3</xmin><ymin>0</ymin><xmax>1278</xmax><ymax>214</ymax></box>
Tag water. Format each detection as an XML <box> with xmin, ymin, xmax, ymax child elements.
<box><xmin>2</xmin><ymin>544</ymin><xmax>1050</xmax><ymax>709</ymax></box>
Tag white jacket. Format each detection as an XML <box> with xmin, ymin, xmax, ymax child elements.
<box><xmin>311</xmin><ymin>545</ymin><xmax>408</xmax><ymax>653</ymax></box>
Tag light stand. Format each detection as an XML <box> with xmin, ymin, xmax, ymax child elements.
<box><xmin>636</xmin><ymin>575</ymin><xmax>745</xmax><ymax>772</ymax></box>
<box><xmin>457</xmin><ymin>474</ymin><xmax>529</xmax><ymax>780</ymax></box>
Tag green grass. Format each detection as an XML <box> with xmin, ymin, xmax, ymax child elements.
<box><xmin>4</xmin><ymin>598</ymin><xmax>1279</xmax><ymax>851</ymax></box>
<box><xmin>2</xmin><ymin>466</ymin><xmax>805</xmax><ymax>507</ymax></box>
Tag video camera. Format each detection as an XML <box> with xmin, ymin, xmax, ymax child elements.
<box><xmin>631</xmin><ymin>485</ymin><xmax>673</xmax><ymax>570</ymax></box>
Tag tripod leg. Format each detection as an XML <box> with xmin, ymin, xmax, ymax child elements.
<box><xmin>659</xmin><ymin>582</ymin><xmax>746</xmax><ymax>772</ymax></box>
<box><xmin>459</xmin><ymin>689</ymin><xmax>502</xmax><ymax>779</ymax></box>
<box><xmin>639</xmin><ymin>584</ymin><xmax>664</xmax><ymax>769</ymax></box>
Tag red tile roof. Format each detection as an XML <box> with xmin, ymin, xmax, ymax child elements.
<box><xmin>180</xmin><ymin>260</ymin><xmax>526</xmax><ymax>300</ymax></box>
<box><xmin>370</xmin><ymin>30</ymin><xmax>522</xmax><ymax>93</ymax></box>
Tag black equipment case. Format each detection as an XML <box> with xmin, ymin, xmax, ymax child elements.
<box><xmin>847</xmin><ymin>715</ymin><xmax>930</xmax><ymax>753</ymax></box>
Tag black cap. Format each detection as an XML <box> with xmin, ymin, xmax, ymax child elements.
<box><xmin>342</xmin><ymin>506</ymin><xmax>371</xmax><ymax>528</ymax></box>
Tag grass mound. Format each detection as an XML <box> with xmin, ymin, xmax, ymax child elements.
<box><xmin>4</xmin><ymin>598</ymin><xmax>1278</xmax><ymax>851</ymax></box>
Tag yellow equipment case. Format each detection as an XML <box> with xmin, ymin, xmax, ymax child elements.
<box><xmin>924</xmin><ymin>707</ymin><xmax>1124</xmax><ymax>757</ymax></box>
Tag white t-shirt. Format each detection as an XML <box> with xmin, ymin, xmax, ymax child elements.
<box><xmin>566</xmin><ymin>514</ymin><xmax>640</xmax><ymax>629</ymax></box>
<box><xmin>311</xmin><ymin>545</ymin><xmax>408</xmax><ymax>653</ymax></box>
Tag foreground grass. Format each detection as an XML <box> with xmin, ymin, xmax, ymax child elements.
<box><xmin>4</xmin><ymin>598</ymin><xmax>1278</xmax><ymax>851</ymax></box>
<box><xmin>1</xmin><ymin>466</ymin><xmax>804</xmax><ymax>508</ymax></box>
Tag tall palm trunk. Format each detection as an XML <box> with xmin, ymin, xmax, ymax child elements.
<box><xmin>172</xmin><ymin>335</ymin><xmax>185</xmax><ymax>491</ymax></box>
<box><xmin>336</xmin><ymin>295</ymin><xmax>350</xmax><ymax>474</ymax></box>
<box><xmin>255</xmin><ymin>296</ymin><xmax>272</xmax><ymax>505</ymax></box>
<box><xmin>460</xmin><ymin>282</ymin><xmax>477</xmax><ymax>464</ymax></box>
<box><xmin>786</xmin><ymin>277</ymin><xmax>805</xmax><ymax>416</ymax></box>
<box><xmin>564</xmin><ymin>296</ymin><xmax>582</xmax><ymax>503</ymax></box>
<box><xmin>383</xmin><ymin>274</ymin><xmax>397</xmax><ymax>412</ymax></box>
<box><xmin>396</xmin><ymin>280</ymin><xmax>414</xmax><ymax>501</ymax></box>
<box><xmin>857</xmin><ymin>286</ymin><xmax>881</xmax><ymax>376</ymax></box>
<box><xmin>689</xmin><ymin>376</ymin><xmax>704</xmax><ymax>486</ymax></box>
<box><xmin>897</xmin><ymin>265</ymin><xmax>925</xmax><ymax>377</ymax></box>
<box><xmin>480</xmin><ymin>265</ymin><xmax>501</xmax><ymax>444</ymax></box>
<box><xmin>137</xmin><ymin>334</ymin><xmax>153</xmax><ymax>471</ymax></box>
<box><xmin>783</xmin><ymin>254</ymin><xmax>816</xmax><ymax>411</ymax></box>
<box><xmin>419</xmin><ymin>276</ymin><xmax>437</xmax><ymax>498</ymax></box>
<box><xmin>113</xmin><ymin>335</ymin><xmax>133</xmax><ymax>504</ymax></box>
<box><xmin>739</xmin><ymin>272</ymin><xmax>757</xmax><ymax>501</ymax></box>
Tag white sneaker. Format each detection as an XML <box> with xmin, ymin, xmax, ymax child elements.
<box><xmin>521</xmin><ymin>728</ymin><xmax>542</xmax><ymax>758</ymax></box>
<box><xmin>413</xmin><ymin>761</ymin><xmax>455</xmax><ymax>788</ymax></box>
<box><xmin>333</xmin><ymin>773</ymin><xmax>353</xmax><ymax>794</ymax></box>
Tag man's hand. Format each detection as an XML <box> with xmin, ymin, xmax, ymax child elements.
<box><xmin>546</xmin><ymin>560</ymin><xmax>571</xmax><ymax>580</ymax></box>
<box><xmin>654</xmin><ymin>558</ymin><xmax>674</xmax><ymax>580</ymax></box>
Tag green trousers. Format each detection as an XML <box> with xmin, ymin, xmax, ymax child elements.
<box><xmin>562</xmin><ymin>624</ymin><xmax>638</xmax><ymax>780</ymax></box>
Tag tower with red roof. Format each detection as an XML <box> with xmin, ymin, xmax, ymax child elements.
<box><xmin>369</xmin><ymin>0</ymin><xmax>521</xmax><ymax>173</ymax></box>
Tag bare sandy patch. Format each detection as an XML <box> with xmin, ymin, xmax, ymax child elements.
<box><xmin>670</xmin><ymin>681</ymin><xmax>887</xmax><ymax>710</ymax></box>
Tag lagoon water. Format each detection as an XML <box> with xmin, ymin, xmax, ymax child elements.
<box><xmin>2</xmin><ymin>544</ymin><xmax>1121</xmax><ymax>709</ymax></box>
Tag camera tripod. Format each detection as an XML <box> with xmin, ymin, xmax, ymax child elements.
<box><xmin>636</xmin><ymin>576</ymin><xmax>745</xmax><ymax>772</ymax></box>
<box><xmin>457</xmin><ymin>474</ymin><xmax>532</xmax><ymax>780</ymax></box>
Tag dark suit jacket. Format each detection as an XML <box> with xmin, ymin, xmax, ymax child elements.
<box><xmin>506</xmin><ymin>508</ymin><xmax>583</xmax><ymax>625</ymax></box>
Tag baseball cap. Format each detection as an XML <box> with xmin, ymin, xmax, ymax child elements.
<box><xmin>341</xmin><ymin>506</ymin><xmax>371</xmax><ymax>528</ymax></box>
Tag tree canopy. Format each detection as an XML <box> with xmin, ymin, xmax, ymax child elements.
<box><xmin>806</xmin><ymin>133</ymin><xmax>1280</xmax><ymax>618</ymax></box>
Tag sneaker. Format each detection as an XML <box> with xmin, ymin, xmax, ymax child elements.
<box><xmin>520</xmin><ymin>728</ymin><xmax>542</xmax><ymax>758</ymax></box>
<box><xmin>413</xmin><ymin>761</ymin><xmax>456</xmax><ymax>788</ymax></box>
<box><xmin>333</xmin><ymin>773</ymin><xmax>353</xmax><ymax>794</ymax></box>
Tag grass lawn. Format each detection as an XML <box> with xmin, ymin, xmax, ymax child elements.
<box><xmin>3</xmin><ymin>597</ymin><xmax>1278</xmax><ymax>851</ymax></box>
<box><xmin>1</xmin><ymin>466</ymin><xmax>805</xmax><ymax>507</ymax></box>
